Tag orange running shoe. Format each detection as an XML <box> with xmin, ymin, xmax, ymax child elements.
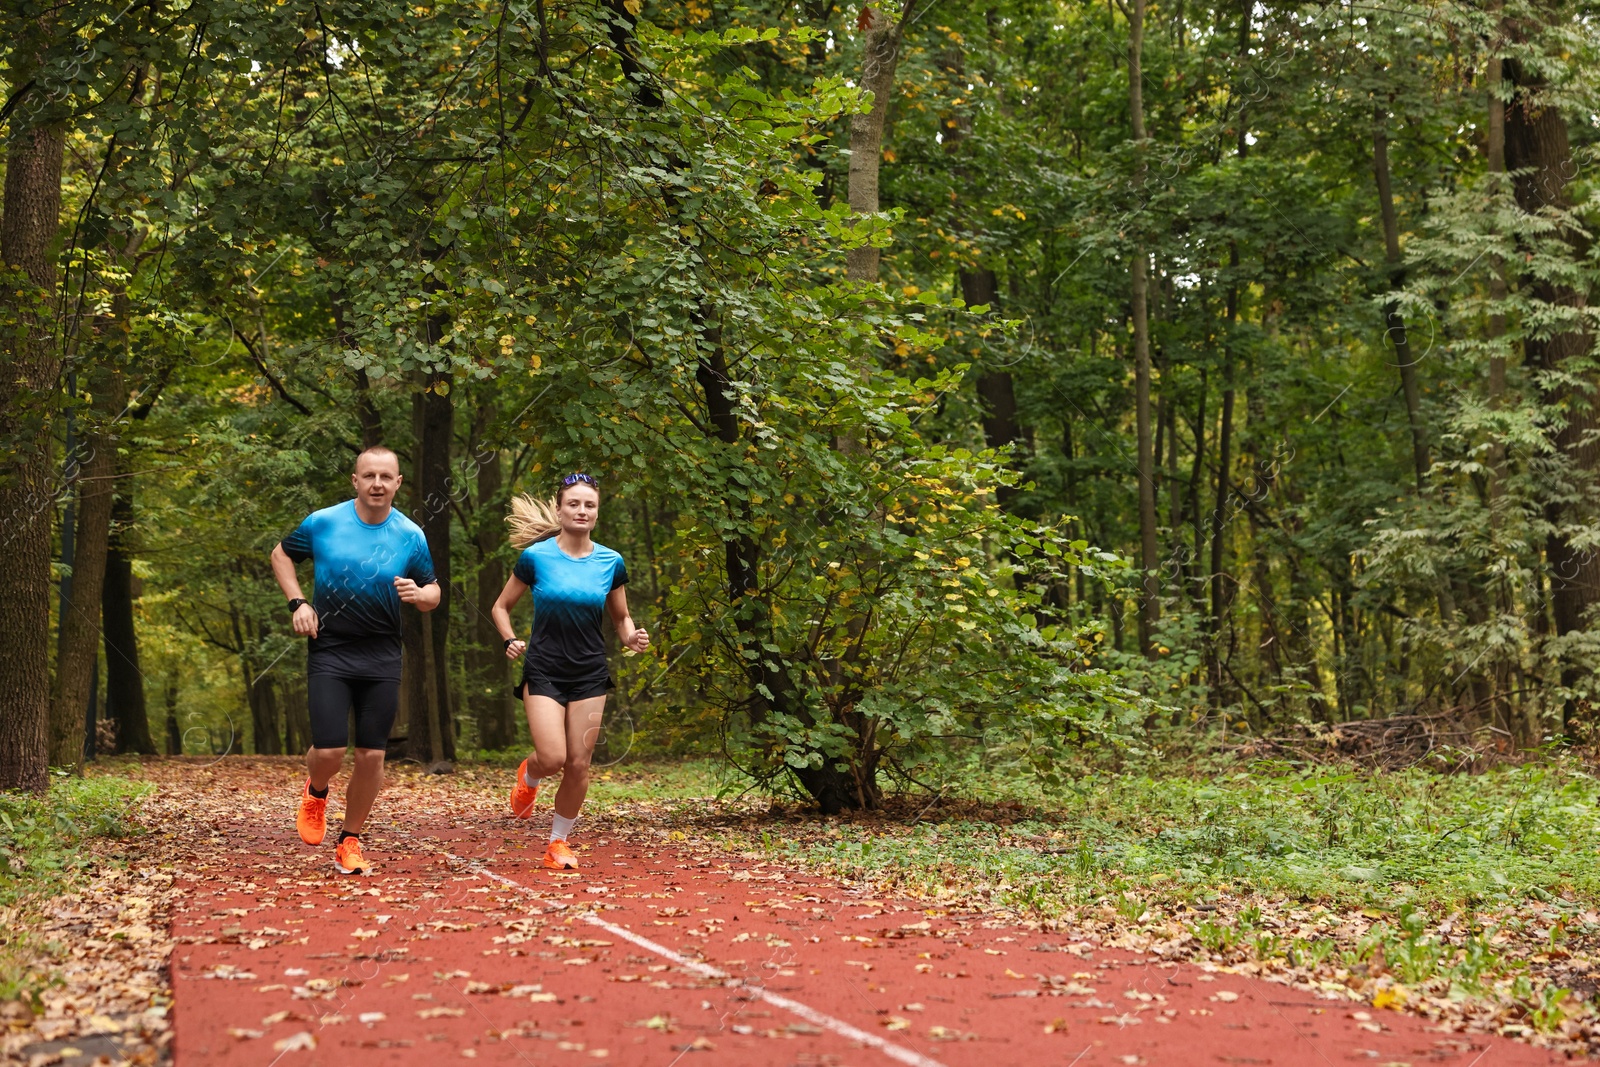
<box><xmin>335</xmin><ymin>836</ymin><xmax>373</xmax><ymax>875</ymax></box>
<box><xmin>296</xmin><ymin>780</ymin><xmax>327</xmax><ymax>845</ymax></box>
<box><xmin>509</xmin><ymin>758</ymin><xmax>539</xmax><ymax>818</ymax></box>
<box><xmin>543</xmin><ymin>840</ymin><xmax>578</xmax><ymax>870</ymax></box>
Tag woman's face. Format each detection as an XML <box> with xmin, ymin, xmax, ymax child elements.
<box><xmin>558</xmin><ymin>483</ymin><xmax>599</xmax><ymax>534</ymax></box>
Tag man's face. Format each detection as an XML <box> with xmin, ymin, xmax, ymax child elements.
<box><xmin>352</xmin><ymin>453</ymin><xmax>402</xmax><ymax>510</ymax></box>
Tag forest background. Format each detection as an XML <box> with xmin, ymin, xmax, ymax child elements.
<box><xmin>3</xmin><ymin>0</ymin><xmax>1600</xmax><ymax>812</ymax></box>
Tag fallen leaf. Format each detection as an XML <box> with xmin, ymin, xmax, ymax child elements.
<box><xmin>1372</xmin><ymin>985</ymin><xmax>1408</xmax><ymax>1010</ymax></box>
<box><xmin>273</xmin><ymin>1031</ymin><xmax>317</xmax><ymax>1052</ymax></box>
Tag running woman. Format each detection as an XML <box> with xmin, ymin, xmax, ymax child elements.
<box><xmin>491</xmin><ymin>473</ymin><xmax>649</xmax><ymax>870</ymax></box>
<box><xmin>270</xmin><ymin>446</ymin><xmax>440</xmax><ymax>874</ymax></box>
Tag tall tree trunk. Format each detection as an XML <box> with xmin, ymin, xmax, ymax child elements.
<box><xmin>0</xmin><ymin>20</ymin><xmax>67</xmax><ymax>792</ymax></box>
<box><xmin>282</xmin><ymin>677</ymin><xmax>309</xmax><ymax>754</ymax></box>
<box><xmin>408</xmin><ymin>373</ymin><xmax>455</xmax><ymax>764</ymax></box>
<box><xmin>1504</xmin><ymin>55</ymin><xmax>1599</xmax><ymax>730</ymax></box>
<box><xmin>353</xmin><ymin>368</ymin><xmax>385</xmax><ymax>448</ymax></box>
<box><xmin>1208</xmin><ymin>1</ymin><xmax>1249</xmax><ymax>698</ymax></box>
<box><xmin>941</xmin><ymin>38</ymin><xmax>1023</xmax><ymax>499</ymax></box>
<box><xmin>164</xmin><ymin>671</ymin><xmax>181</xmax><ymax>755</ymax></box>
<box><xmin>846</xmin><ymin>2</ymin><xmax>918</xmax><ymax>283</ymax></box>
<box><xmin>470</xmin><ymin>403</ymin><xmax>512</xmax><ymax>751</ymax></box>
<box><xmin>50</xmin><ymin>370</ymin><xmax>121</xmax><ymax>766</ymax></box>
<box><xmin>1127</xmin><ymin>0</ymin><xmax>1159</xmax><ymax>655</ymax></box>
<box><xmin>1372</xmin><ymin>104</ymin><xmax>1430</xmax><ymax>490</ymax></box>
<box><xmin>103</xmin><ymin>489</ymin><xmax>155</xmax><ymax>755</ymax></box>
<box><xmin>1485</xmin><ymin>41</ymin><xmax>1521</xmax><ymax>740</ymax></box>
<box><xmin>1486</xmin><ymin>53</ymin><xmax>1508</xmax><ymax>466</ymax></box>
<box><xmin>960</xmin><ymin>269</ymin><xmax>1025</xmax><ymax>503</ymax></box>
<box><xmin>1209</xmin><ymin>271</ymin><xmax>1238</xmax><ymax>698</ymax></box>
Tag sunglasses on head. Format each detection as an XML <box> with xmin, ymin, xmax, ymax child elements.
<box><xmin>562</xmin><ymin>472</ymin><xmax>597</xmax><ymax>487</ymax></box>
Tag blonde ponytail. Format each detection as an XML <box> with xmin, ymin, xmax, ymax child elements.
<box><xmin>508</xmin><ymin>493</ymin><xmax>561</xmax><ymax>548</ymax></box>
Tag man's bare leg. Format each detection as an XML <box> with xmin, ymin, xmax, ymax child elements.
<box><xmin>341</xmin><ymin>748</ymin><xmax>385</xmax><ymax>833</ymax></box>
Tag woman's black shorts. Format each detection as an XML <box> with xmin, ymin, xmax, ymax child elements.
<box><xmin>308</xmin><ymin>674</ymin><xmax>400</xmax><ymax>750</ymax></box>
<box><xmin>513</xmin><ymin>667</ymin><xmax>613</xmax><ymax>706</ymax></box>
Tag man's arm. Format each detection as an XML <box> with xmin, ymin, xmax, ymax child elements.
<box><xmin>395</xmin><ymin>577</ymin><xmax>441</xmax><ymax>611</ymax></box>
<box><xmin>396</xmin><ymin>530</ymin><xmax>442</xmax><ymax>611</ymax></box>
<box><xmin>270</xmin><ymin>543</ymin><xmax>319</xmax><ymax>638</ymax></box>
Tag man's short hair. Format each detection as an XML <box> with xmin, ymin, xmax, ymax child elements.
<box><xmin>354</xmin><ymin>445</ymin><xmax>400</xmax><ymax>472</ymax></box>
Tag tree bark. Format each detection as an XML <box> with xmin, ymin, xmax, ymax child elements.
<box><xmin>1503</xmin><ymin>56</ymin><xmax>1599</xmax><ymax>722</ymax></box>
<box><xmin>960</xmin><ymin>270</ymin><xmax>1024</xmax><ymax>503</ymax></box>
<box><xmin>103</xmin><ymin>488</ymin><xmax>155</xmax><ymax>755</ymax></box>
<box><xmin>1210</xmin><ymin>270</ymin><xmax>1238</xmax><ymax>691</ymax></box>
<box><xmin>846</xmin><ymin>2</ymin><xmax>917</xmax><ymax>283</ymax></box>
<box><xmin>164</xmin><ymin>671</ymin><xmax>181</xmax><ymax>755</ymax></box>
<box><xmin>353</xmin><ymin>368</ymin><xmax>385</xmax><ymax>448</ymax></box>
<box><xmin>1372</xmin><ymin>105</ymin><xmax>1430</xmax><ymax>490</ymax></box>
<box><xmin>470</xmin><ymin>401</ymin><xmax>512</xmax><ymax>751</ymax></box>
<box><xmin>1127</xmin><ymin>0</ymin><xmax>1159</xmax><ymax>655</ymax></box>
<box><xmin>1484</xmin><ymin>42</ymin><xmax>1521</xmax><ymax>740</ymax></box>
<box><xmin>1206</xmin><ymin>0</ymin><xmax>1251</xmax><ymax>698</ymax></box>
<box><xmin>0</xmin><ymin>19</ymin><xmax>67</xmax><ymax>791</ymax></box>
<box><xmin>1486</xmin><ymin>55</ymin><xmax>1508</xmax><ymax>430</ymax></box>
<box><xmin>50</xmin><ymin>370</ymin><xmax>121</xmax><ymax>766</ymax></box>
<box><xmin>405</xmin><ymin>372</ymin><xmax>455</xmax><ymax>763</ymax></box>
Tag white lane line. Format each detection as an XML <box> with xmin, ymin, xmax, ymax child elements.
<box><xmin>444</xmin><ymin>853</ymin><xmax>949</xmax><ymax>1067</ymax></box>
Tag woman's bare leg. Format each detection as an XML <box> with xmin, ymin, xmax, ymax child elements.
<box><xmin>553</xmin><ymin>695</ymin><xmax>607</xmax><ymax>819</ymax></box>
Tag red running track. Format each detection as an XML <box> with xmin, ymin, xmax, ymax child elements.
<box><xmin>171</xmin><ymin>818</ymin><xmax>1570</xmax><ymax>1067</ymax></box>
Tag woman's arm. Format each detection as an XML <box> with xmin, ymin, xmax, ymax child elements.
<box><xmin>606</xmin><ymin>587</ymin><xmax>650</xmax><ymax>653</ymax></box>
<box><xmin>492</xmin><ymin>574</ymin><xmax>531</xmax><ymax>659</ymax></box>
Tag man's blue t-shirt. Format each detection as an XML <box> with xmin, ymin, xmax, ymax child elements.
<box><xmin>281</xmin><ymin>500</ymin><xmax>437</xmax><ymax>679</ymax></box>
<box><xmin>512</xmin><ymin>539</ymin><xmax>628</xmax><ymax>682</ymax></box>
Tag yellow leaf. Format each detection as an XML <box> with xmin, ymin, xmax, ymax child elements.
<box><xmin>1372</xmin><ymin>985</ymin><xmax>1408</xmax><ymax>1010</ymax></box>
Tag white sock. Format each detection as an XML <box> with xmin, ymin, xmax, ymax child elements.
<box><xmin>550</xmin><ymin>812</ymin><xmax>578</xmax><ymax>842</ymax></box>
<box><xmin>522</xmin><ymin>764</ymin><xmax>540</xmax><ymax>789</ymax></box>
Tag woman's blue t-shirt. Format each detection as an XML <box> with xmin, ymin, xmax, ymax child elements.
<box><xmin>513</xmin><ymin>538</ymin><xmax>628</xmax><ymax>681</ymax></box>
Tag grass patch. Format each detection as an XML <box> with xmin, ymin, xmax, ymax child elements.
<box><xmin>0</xmin><ymin>772</ymin><xmax>152</xmax><ymax>1001</ymax></box>
<box><xmin>581</xmin><ymin>751</ymin><xmax>1599</xmax><ymax>1034</ymax></box>
<box><xmin>595</xmin><ymin>753</ymin><xmax>1600</xmax><ymax>912</ymax></box>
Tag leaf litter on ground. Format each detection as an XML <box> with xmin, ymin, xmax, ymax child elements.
<box><xmin>2</xmin><ymin>752</ymin><xmax>1597</xmax><ymax>1062</ymax></box>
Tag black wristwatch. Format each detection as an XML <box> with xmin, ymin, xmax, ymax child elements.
<box><xmin>287</xmin><ymin>598</ymin><xmax>308</xmax><ymax>614</ymax></box>
<box><xmin>503</xmin><ymin>637</ymin><xmax>517</xmax><ymax>650</ymax></box>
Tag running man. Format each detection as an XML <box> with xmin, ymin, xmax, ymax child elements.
<box><xmin>490</xmin><ymin>472</ymin><xmax>649</xmax><ymax>869</ymax></box>
<box><xmin>270</xmin><ymin>446</ymin><xmax>440</xmax><ymax>874</ymax></box>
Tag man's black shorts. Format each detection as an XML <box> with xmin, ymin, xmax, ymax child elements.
<box><xmin>513</xmin><ymin>667</ymin><xmax>613</xmax><ymax>706</ymax></box>
<box><xmin>308</xmin><ymin>675</ymin><xmax>399</xmax><ymax>750</ymax></box>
